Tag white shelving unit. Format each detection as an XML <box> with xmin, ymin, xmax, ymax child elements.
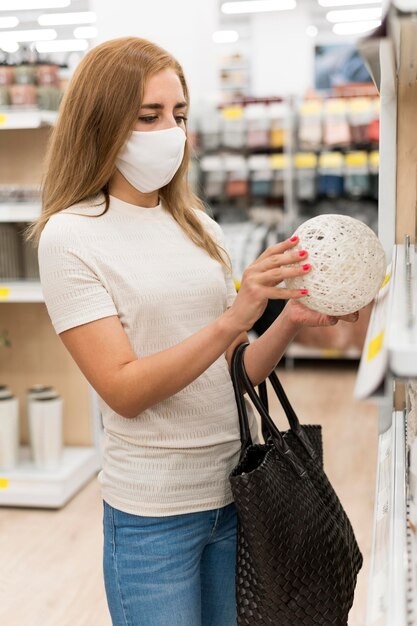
<box><xmin>0</xmin><ymin>106</ymin><xmax>100</xmax><ymax>508</ymax></box>
<box><xmin>0</xmin><ymin>281</ymin><xmax>43</xmax><ymax>303</ymax></box>
<box><xmin>365</xmin><ymin>411</ymin><xmax>408</xmax><ymax>625</ymax></box>
<box><xmin>0</xmin><ymin>446</ymin><xmax>100</xmax><ymax>508</ymax></box>
<box><xmin>0</xmin><ymin>202</ymin><xmax>41</xmax><ymax>223</ymax></box>
<box><xmin>356</xmin><ymin>2</ymin><xmax>417</xmax><ymax>623</ymax></box>
<box><xmin>0</xmin><ymin>108</ymin><xmax>57</xmax><ymax>130</ymax></box>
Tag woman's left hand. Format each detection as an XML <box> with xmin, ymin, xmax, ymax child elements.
<box><xmin>283</xmin><ymin>299</ymin><xmax>360</xmax><ymax>329</ymax></box>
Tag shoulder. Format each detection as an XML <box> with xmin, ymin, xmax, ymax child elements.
<box><xmin>39</xmin><ymin>195</ymin><xmax>105</xmax><ymax>251</ymax></box>
<box><xmin>192</xmin><ymin>207</ymin><xmax>223</xmax><ymax>238</ymax></box>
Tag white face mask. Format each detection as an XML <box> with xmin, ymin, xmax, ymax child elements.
<box><xmin>115</xmin><ymin>126</ymin><xmax>186</xmax><ymax>194</ymax></box>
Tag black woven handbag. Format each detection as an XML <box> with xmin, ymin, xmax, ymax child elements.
<box><xmin>229</xmin><ymin>342</ymin><xmax>363</xmax><ymax>626</ymax></box>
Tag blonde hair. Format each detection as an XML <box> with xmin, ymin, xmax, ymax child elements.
<box><xmin>26</xmin><ymin>37</ymin><xmax>229</xmax><ymax>270</ymax></box>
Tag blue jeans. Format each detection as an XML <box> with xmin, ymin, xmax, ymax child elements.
<box><xmin>103</xmin><ymin>501</ymin><xmax>238</xmax><ymax>626</ymax></box>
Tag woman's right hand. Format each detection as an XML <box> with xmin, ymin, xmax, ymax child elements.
<box><xmin>227</xmin><ymin>236</ymin><xmax>311</xmax><ymax>332</ymax></box>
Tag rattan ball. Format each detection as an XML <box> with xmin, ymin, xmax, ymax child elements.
<box><xmin>285</xmin><ymin>214</ymin><xmax>386</xmax><ymax>316</ymax></box>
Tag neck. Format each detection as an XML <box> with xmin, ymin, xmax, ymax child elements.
<box><xmin>108</xmin><ymin>170</ymin><xmax>159</xmax><ymax>208</ymax></box>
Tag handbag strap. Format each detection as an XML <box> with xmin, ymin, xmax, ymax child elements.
<box><xmin>231</xmin><ymin>342</ymin><xmax>254</xmax><ymax>450</ymax></box>
<box><xmin>232</xmin><ymin>343</ymin><xmax>307</xmax><ymax>478</ymax></box>
<box><xmin>260</xmin><ymin>371</ymin><xmax>317</xmax><ymax>460</ymax></box>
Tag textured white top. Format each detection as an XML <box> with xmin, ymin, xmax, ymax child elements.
<box><xmin>38</xmin><ymin>194</ymin><xmax>256</xmax><ymax>516</ymax></box>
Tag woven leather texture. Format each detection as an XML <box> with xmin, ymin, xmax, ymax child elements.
<box><xmin>230</xmin><ymin>343</ymin><xmax>363</xmax><ymax>626</ymax></box>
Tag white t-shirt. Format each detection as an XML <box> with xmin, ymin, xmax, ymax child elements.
<box><xmin>38</xmin><ymin>194</ymin><xmax>257</xmax><ymax>516</ymax></box>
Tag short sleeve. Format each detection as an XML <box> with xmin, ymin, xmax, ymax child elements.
<box><xmin>194</xmin><ymin>209</ymin><xmax>237</xmax><ymax>308</ymax></box>
<box><xmin>38</xmin><ymin>215</ymin><xmax>118</xmax><ymax>334</ymax></box>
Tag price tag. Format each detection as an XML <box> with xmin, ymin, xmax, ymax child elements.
<box><xmin>367</xmin><ymin>331</ymin><xmax>385</xmax><ymax>362</ymax></box>
<box><xmin>0</xmin><ymin>478</ymin><xmax>9</xmax><ymax>489</ymax></box>
<box><xmin>0</xmin><ymin>114</ymin><xmax>7</xmax><ymax>126</ymax></box>
<box><xmin>0</xmin><ymin>287</ymin><xmax>10</xmax><ymax>300</ymax></box>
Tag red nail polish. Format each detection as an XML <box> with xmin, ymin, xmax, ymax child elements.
<box><xmin>290</xmin><ymin>235</ymin><xmax>298</xmax><ymax>242</ymax></box>
<box><xmin>300</xmin><ymin>289</ymin><xmax>308</xmax><ymax>295</ymax></box>
<box><xmin>299</xmin><ymin>250</ymin><xmax>307</xmax><ymax>257</ymax></box>
<box><xmin>302</xmin><ymin>263</ymin><xmax>311</xmax><ymax>271</ymax></box>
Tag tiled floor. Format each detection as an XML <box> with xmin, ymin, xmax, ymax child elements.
<box><xmin>0</xmin><ymin>361</ymin><xmax>377</xmax><ymax>626</ymax></box>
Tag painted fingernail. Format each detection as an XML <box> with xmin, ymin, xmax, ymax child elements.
<box><xmin>290</xmin><ymin>235</ymin><xmax>298</xmax><ymax>242</ymax></box>
<box><xmin>300</xmin><ymin>289</ymin><xmax>308</xmax><ymax>295</ymax></box>
<box><xmin>299</xmin><ymin>250</ymin><xmax>307</xmax><ymax>258</ymax></box>
<box><xmin>302</xmin><ymin>263</ymin><xmax>311</xmax><ymax>271</ymax></box>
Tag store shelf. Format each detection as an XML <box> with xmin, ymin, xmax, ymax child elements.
<box><xmin>0</xmin><ymin>202</ymin><xmax>41</xmax><ymax>222</ymax></box>
<box><xmin>385</xmin><ymin>244</ymin><xmax>417</xmax><ymax>378</ymax></box>
<box><xmin>0</xmin><ymin>281</ymin><xmax>43</xmax><ymax>303</ymax></box>
<box><xmin>285</xmin><ymin>343</ymin><xmax>361</xmax><ymax>361</ymax></box>
<box><xmin>0</xmin><ymin>108</ymin><xmax>57</xmax><ymax>129</ymax></box>
<box><xmin>366</xmin><ymin>411</ymin><xmax>407</xmax><ymax>626</ymax></box>
<box><xmin>0</xmin><ymin>446</ymin><xmax>100</xmax><ymax>508</ymax></box>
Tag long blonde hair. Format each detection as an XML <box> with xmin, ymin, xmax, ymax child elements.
<box><xmin>26</xmin><ymin>36</ymin><xmax>229</xmax><ymax>270</ymax></box>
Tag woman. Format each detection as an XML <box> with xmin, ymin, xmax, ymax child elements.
<box><xmin>29</xmin><ymin>37</ymin><xmax>358</xmax><ymax>626</ymax></box>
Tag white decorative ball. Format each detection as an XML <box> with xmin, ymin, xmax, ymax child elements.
<box><xmin>285</xmin><ymin>214</ymin><xmax>386</xmax><ymax>316</ymax></box>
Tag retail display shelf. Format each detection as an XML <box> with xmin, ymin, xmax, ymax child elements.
<box><xmin>0</xmin><ymin>446</ymin><xmax>100</xmax><ymax>508</ymax></box>
<box><xmin>385</xmin><ymin>244</ymin><xmax>417</xmax><ymax>378</ymax></box>
<box><xmin>0</xmin><ymin>281</ymin><xmax>43</xmax><ymax>302</ymax></box>
<box><xmin>0</xmin><ymin>108</ymin><xmax>57</xmax><ymax>130</ymax></box>
<box><xmin>0</xmin><ymin>202</ymin><xmax>41</xmax><ymax>222</ymax></box>
<box><xmin>366</xmin><ymin>411</ymin><xmax>407</xmax><ymax>626</ymax></box>
<box><xmin>285</xmin><ymin>343</ymin><xmax>361</xmax><ymax>361</ymax></box>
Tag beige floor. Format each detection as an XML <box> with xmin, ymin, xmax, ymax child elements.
<box><xmin>0</xmin><ymin>362</ymin><xmax>378</xmax><ymax>626</ymax></box>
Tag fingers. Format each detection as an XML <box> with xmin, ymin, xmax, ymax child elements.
<box><xmin>264</xmin><ymin>287</ymin><xmax>309</xmax><ymax>300</ymax></box>
<box><xmin>255</xmin><ymin>235</ymin><xmax>301</xmax><ymax>263</ymax></box>
<box><xmin>254</xmin><ymin>261</ymin><xmax>311</xmax><ymax>288</ymax></box>
<box><xmin>256</xmin><ymin>248</ymin><xmax>308</xmax><ymax>273</ymax></box>
<box><xmin>336</xmin><ymin>311</ymin><xmax>360</xmax><ymax>323</ymax></box>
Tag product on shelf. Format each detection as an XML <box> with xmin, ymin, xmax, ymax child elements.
<box><xmin>323</xmin><ymin>98</ymin><xmax>351</xmax><ymax>147</ymax></box>
<box><xmin>295</xmin><ymin>152</ymin><xmax>318</xmax><ymax>202</ymax></box>
<box><xmin>0</xmin><ymin>390</ymin><xmax>19</xmax><ymax>470</ymax></box>
<box><xmin>0</xmin><ymin>59</ymin><xmax>64</xmax><ymax>111</ymax></box>
<box><xmin>270</xmin><ymin>153</ymin><xmax>287</xmax><ymax>199</ymax></box>
<box><xmin>347</xmin><ymin>97</ymin><xmax>374</xmax><ymax>145</ymax></box>
<box><xmin>0</xmin><ymin>223</ymin><xmax>40</xmax><ymax>280</ymax></box>
<box><xmin>298</xmin><ymin>100</ymin><xmax>323</xmax><ymax>151</ymax></box>
<box><xmin>317</xmin><ymin>151</ymin><xmax>345</xmax><ymax>197</ymax></box>
<box><xmin>344</xmin><ymin>151</ymin><xmax>371</xmax><ymax>198</ymax></box>
<box><xmin>28</xmin><ymin>389</ymin><xmax>63</xmax><ymax>470</ymax></box>
<box><xmin>248</xmin><ymin>154</ymin><xmax>272</xmax><ymax>196</ymax></box>
<box><xmin>0</xmin><ymin>223</ymin><xmax>22</xmax><ymax>279</ymax></box>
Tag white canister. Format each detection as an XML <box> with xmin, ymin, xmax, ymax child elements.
<box><xmin>0</xmin><ymin>393</ymin><xmax>19</xmax><ymax>470</ymax></box>
<box><xmin>26</xmin><ymin>385</ymin><xmax>56</xmax><ymax>415</ymax></box>
<box><xmin>28</xmin><ymin>395</ymin><xmax>63</xmax><ymax>470</ymax></box>
<box><xmin>0</xmin><ymin>385</ymin><xmax>11</xmax><ymax>399</ymax></box>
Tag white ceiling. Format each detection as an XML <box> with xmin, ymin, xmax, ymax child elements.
<box><xmin>217</xmin><ymin>0</ymin><xmax>385</xmax><ymax>40</ymax></box>
<box><xmin>0</xmin><ymin>0</ymin><xmax>91</xmax><ymax>40</ymax></box>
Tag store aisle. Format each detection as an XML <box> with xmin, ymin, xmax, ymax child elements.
<box><xmin>0</xmin><ymin>362</ymin><xmax>377</xmax><ymax>626</ymax></box>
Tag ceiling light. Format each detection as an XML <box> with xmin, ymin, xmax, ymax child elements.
<box><xmin>39</xmin><ymin>11</ymin><xmax>96</xmax><ymax>26</ymax></box>
<box><xmin>212</xmin><ymin>30</ymin><xmax>239</xmax><ymax>43</ymax></box>
<box><xmin>0</xmin><ymin>17</ymin><xmax>19</xmax><ymax>28</ymax></box>
<box><xmin>306</xmin><ymin>25</ymin><xmax>319</xmax><ymax>37</ymax></box>
<box><xmin>319</xmin><ymin>0</ymin><xmax>381</xmax><ymax>5</ymax></box>
<box><xmin>0</xmin><ymin>29</ymin><xmax>57</xmax><ymax>43</ymax></box>
<box><xmin>333</xmin><ymin>19</ymin><xmax>381</xmax><ymax>34</ymax></box>
<box><xmin>0</xmin><ymin>0</ymin><xmax>70</xmax><ymax>9</ymax></box>
<box><xmin>73</xmin><ymin>26</ymin><xmax>97</xmax><ymax>39</ymax></box>
<box><xmin>35</xmin><ymin>38</ymin><xmax>88</xmax><ymax>52</ymax></box>
<box><xmin>221</xmin><ymin>0</ymin><xmax>296</xmax><ymax>15</ymax></box>
<box><xmin>0</xmin><ymin>41</ymin><xmax>19</xmax><ymax>53</ymax></box>
<box><xmin>326</xmin><ymin>7</ymin><xmax>382</xmax><ymax>21</ymax></box>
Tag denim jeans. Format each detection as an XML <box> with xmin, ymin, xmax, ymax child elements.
<box><xmin>103</xmin><ymin>500</ymin><xmax>238</xmax><ymax>626</ymax></box>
